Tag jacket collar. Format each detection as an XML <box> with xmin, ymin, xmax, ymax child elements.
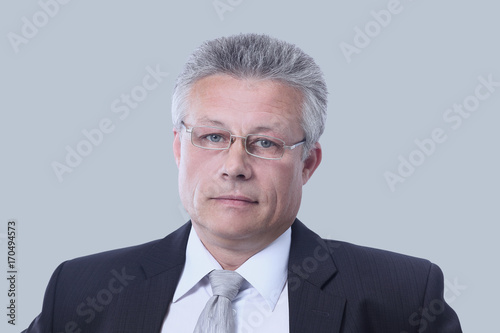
<box><xmin>140</xmin><ymin>222</ymin><xmax>191</xmax><ymax>278</ymax></box>
<box><xmin>288</xmin><ymin>219</ymin><xmax>346</xmax><ymax>333</ymax></box>
<box><xmin>128</xmin><ymin>222</ymin><xmax>191</xmax><ymax>332</ymax></box>
<box><xmin>134</xmin><ymin>220</ymin><xmax>346</xmax><ymax>332</ymax></box>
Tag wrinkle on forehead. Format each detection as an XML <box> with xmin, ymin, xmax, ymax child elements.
<box><xmin>193</xmin><ymin>116</ymin><xmax>289</xmax><ymax>136</ymax></box>
<box><xmin>190</xmin><ymin>75</ymin><xmax>302</xmax><ymax>113</ymax></box>
<box><xmin>186</xmin><ymin>75</ymin><xmax>304</xmax><ymax>138</ymax></box>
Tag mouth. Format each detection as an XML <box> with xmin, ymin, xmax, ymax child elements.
<box><xmin>212</xmin><ymin>195</ymin><xmax>258</xmax><ymax>205</ymax></box>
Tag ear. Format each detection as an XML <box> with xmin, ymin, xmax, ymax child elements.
<box><xmin>173</xmin><ymin>128</ymin><xmax>182</xmax><ymax>168</ymax></box>
<box><xmin>302</xmin><ymin>142</ymin><xmax>322</xmax><ymax>185</ymax></box>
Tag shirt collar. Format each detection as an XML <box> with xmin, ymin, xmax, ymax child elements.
<box><xmin>172</xmin><ymin>227</ymin><xmax>222</xmax><ymax>303</ymax></box>
<box><xmin>235</xmin><ymin>228</ymin><xmax>291</xmax><ymax>311</ymax></box>
<box><xmin>172</xmin><ymin>226</ymin><xmax>291</xmax><ymax>312</ymax></box>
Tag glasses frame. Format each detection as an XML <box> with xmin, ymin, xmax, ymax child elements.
<box><xmin>181</xmin><ymin>122</ymin><xmax>306</xmax><ymax>160</ymax></box>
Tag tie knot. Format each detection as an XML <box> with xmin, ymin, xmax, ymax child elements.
<box><xmin>208</xmin><ymin>270</ymin><xmax>244</xmax><ymax>301</ymax></box>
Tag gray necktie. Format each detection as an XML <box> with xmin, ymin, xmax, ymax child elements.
<box><xmin>193</xmin><ymin>270</ymin><xmax>245</xmax><ymax>333</ymax></box>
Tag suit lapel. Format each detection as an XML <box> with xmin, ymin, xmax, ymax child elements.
<box><xmin>288</xmin><ymin>220</ymin><xmax>346</xmax><ymax>333</ymax></box>
<box><xmin>112</xmin><ymin>220</ymin><xmax>345</xmax><ymax>333</ymax></box>
<box><xmin>119</xmin><ymin>222</ymin><xmax>191</xmax><ymax>332</ymax></box>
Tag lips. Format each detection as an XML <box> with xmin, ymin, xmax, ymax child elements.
<box><xmin>213</xmin><ymin>195</ymin><xmax>258</xmax><ymax>204</ymax></box>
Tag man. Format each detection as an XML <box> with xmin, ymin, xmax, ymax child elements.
<box><xmin>24</xmin><ymin>34</ymin><xmax>462</xmax><ymax>332</ymax></box>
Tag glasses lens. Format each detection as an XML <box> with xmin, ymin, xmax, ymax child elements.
<box><xmin>191</xmin><ymin>127</ymin><xmax>231</xmax><ymax>149</ymax></box>
<box><xmin>246</xmin><ymin>135</ymin><xmax>284</xmax><ymax>159</ymax></box>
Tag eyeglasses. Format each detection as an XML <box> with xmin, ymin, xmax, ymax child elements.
<box><xmin>181</xmin><ymin>123</ymin><xmax>306</xmax><ymax>160</ymax></box>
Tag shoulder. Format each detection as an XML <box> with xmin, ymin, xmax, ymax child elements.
<box><xmin>316</xmin><ymin>240</ymin><xmax>461</xmax><ymax>331</ymax></box>
<box><xmin>49</xmin><ymin>239</ymin><xmax>162</xmax><ymax>293</ymax></box>
<box><xmin>326</xmin><ymin>238</ymin><xmax>437</xmax><ymax>284</ymax></box>
<box><xmin>324</xmin><ymin>238</ymin><xmax>433</xmax><ymax>275</ymax></box>
<box><xmin>320</xmin><ymin>238</ymin><xmax>443</xmax><ymax>302</ymax></box>
<box><xmin>292</xmin><ymin>219</ymin><xmax>434</xmax><ymax>280</ymax></box>
<box><xmin>61</xmin><ymin>239</ymin><xmax>160</xmax><ymax>272</ymax></box>
<box><xmin>53</xmin><ymin>222</ymin><xmax>191</xmax><ymax>285</ymax></box>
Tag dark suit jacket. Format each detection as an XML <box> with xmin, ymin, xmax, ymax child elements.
<box><xmin>24</xmin><ymin>220</ymin><xmax>462</xmax><ymax>332</ymax></box>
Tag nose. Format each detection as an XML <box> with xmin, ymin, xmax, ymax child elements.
<box><xmin>220</xmin><ymin>136</ymin><xmax>252</xmax><ymax>180</ymax></box>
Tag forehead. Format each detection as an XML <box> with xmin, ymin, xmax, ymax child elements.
<box><xmin>186</xmin><ymin>75</ymin><xmax>303</xmax><ymax>133</ymax></box>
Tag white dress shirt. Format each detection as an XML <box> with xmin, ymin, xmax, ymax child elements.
<box><xmin>161</xmin><ymin>226</ymin><xmax>291</xmax><ymax>333</ymax></box>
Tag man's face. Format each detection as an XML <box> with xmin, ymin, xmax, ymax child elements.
<box><xmin>173</xmin><ymin>75</ymin><xmax>321</xmax><ymax>252</ymax></box>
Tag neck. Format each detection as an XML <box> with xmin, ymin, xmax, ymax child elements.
<box><xmin>192</xmin><ymin>224</ymin><xmax>283</xmax><ymax>271</ymax></box>
<box><xmin>202</xmin><ymin>244</ymin><xmax>255</xmax><ymax>270</ymax></box>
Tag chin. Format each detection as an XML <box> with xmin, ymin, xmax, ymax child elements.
<box><xmin>210</xmin><ymin>217</ymin><xmax>263</xmax><ymax>238</ymax></box>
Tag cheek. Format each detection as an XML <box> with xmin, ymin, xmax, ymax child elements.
<box><xmin>178</xmin><ymin>148</ymin><xmax>219</xmax><ymax>203</ymax></box>
<box><xmin>178</xmin><ymin>148</ymin><xmax>202</xmax><ymax>197</ymax></box>
<box><xmin>270</xmin><ymin>163</ymin><xmax>304</xmax><ymax>205</ymax></box>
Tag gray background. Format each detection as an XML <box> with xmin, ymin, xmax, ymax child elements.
<box><xmin>1</xmin><ymin>0</ymin><xmax>498</xmax><ymax>331</ymax></box>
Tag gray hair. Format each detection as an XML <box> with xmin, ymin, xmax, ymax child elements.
<box><xmin>171</xmin><ymin>33</ymin><xmax>328</xmax><ymax>159</ymax></box>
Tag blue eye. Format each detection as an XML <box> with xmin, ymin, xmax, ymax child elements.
<box><xmin>249</xmin><ymin>137</ymin><xmax>280</xmax><ymax>149</ymax></box>
<box><xmin>257</xmin><ymin>139</ymin><xmax>275</xmax><ymax>148</ymax></box>
<box><xmin>206</xmin><ymin>134</ymin><xmax>223</xmax><ymax>142</ymax></box>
